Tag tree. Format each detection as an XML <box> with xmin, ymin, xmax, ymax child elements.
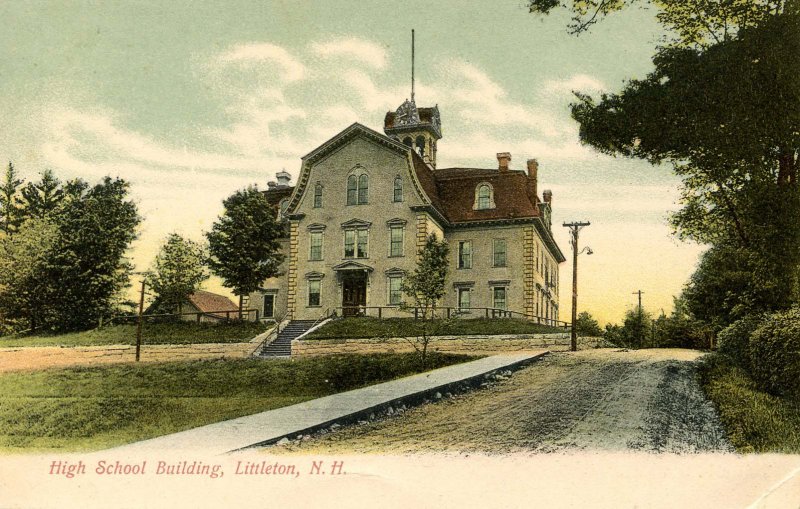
<box><xmin>145</xmin><ymin>233</ymin><xmax>209</xmax><ymax>314</ymax></box>
<box><xmin>530</xmin><ymin>5</ymin><xmax>800</xmax><ymax>315</ymax></box>
<box><xmin>206</xmin><ymin>186</ymin><xmax>285</xmax><ymax>316</ymax></box>
<box><xmin>19</xmin><ymin>169</ymin><xmax>64</xmax><ymax>219</ymax></box>
<box><xmin>527</xmin><ymin>0</ymin><xmax>790</xmax><ymax>47</ymax></box>
<box><xmin>575</xmin><ymin>311</ymin><xmax>603</xmax><ymax>336</ymax></box>
<box><xmin>0</xmin><ymin>162</ymin><xmax>24</xmax><ymax>237</ymax></box>
<box><xmin>46</xmin><ymin>177</ymin><xmax>140</xmax><ymax>330</ymax></box>
<box><xmin>0</xmin><ymin>217</ymin><xmax>59</xmax><ymax>331</ymax></box>
<box><xmin>400</xmin><ymin>234</ymin><xmax>450</xmax><ymax>367</ymax></box>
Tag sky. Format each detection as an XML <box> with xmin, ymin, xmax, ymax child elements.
<box><xmin>0</xmin><ymin>0</ymin><xmax>706</xmax><ymax>325</ymax></box>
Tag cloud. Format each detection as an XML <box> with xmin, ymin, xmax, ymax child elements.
<box><xmin>310</xmin><ymin>37</ymin><xmax>388</xmax><ymax>69</ymax></box>
<box><xmin>216</xmin><ymin>43</ymin><xmax>306</xmax><ymax>82</ymax></box>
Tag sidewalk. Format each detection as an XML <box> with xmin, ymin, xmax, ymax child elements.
<box><xmin>111</xmin><ymin>351</ymin><xmax>547</xmax><ymax>455</ymax></box>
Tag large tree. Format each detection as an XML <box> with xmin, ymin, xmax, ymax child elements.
<box><xmin>145</xmin><ymin>233</ymin><xmax>209</xmax><ymax>314</ymax></box>
<box><xmin>0</xmin><ymin>217</ymin><xmax>59</xmax><ymax>331</ymax></box>
<box><xmin>530</xmin><ymin>3</ymin><xmax>800</xmax><ymax>315</ymax></box>
<box><xmin>206</xmin><ymin>186</ymin><xmax>285</xmax><ymax>316</ymax></box>
<box><xmin>46</xmin><ymin>177</ymin><xmax>140</xmax><ymax>330</ymax></box>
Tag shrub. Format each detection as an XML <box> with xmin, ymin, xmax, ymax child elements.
<box><xmin>748</xmin><ymin>308</ymin><xmax>800</xmax><ymax>397</ymax></box>
<box><xmin>717</xmin><ymin>315</ymin><xmax>763</xmax><ymax>370</ymax></box>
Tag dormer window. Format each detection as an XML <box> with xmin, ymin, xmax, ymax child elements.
<box><xmin>473</xmin><ymin>183</ymin><xmax>495</xmax><ymax>210</ymax></box>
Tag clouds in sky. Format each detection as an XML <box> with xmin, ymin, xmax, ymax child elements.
<box><xmin>24</xmin><ymin>35</ymin><xmax>692</xmax><ymax>323</ymax></box>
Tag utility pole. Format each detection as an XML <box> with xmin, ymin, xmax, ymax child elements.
<box><xmin>563</xmin><ymin>221</ymin><xmax>591</xmax><ymax>352</ymax></box>
<box><xmin>135</xmin><ymin>280</ymin><xmax>145</xmax><ymax>362</ymax></box>
<box><xmin>632</xmin><ymin>290</ymin><xmax>645</xmax><ymax>347</ymax></box>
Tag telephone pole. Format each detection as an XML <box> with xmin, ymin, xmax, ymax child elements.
<box><xmin>563</xmin><ymin>221</ymin><xmax>591</xmax><ymax>352</ymax></box>
<box><xmin>135</xmin><ymin>280</ymin><xmax>145</xmax><ymax>362</ymax></box>
<box><xmin>632</xmin><ymin>290</ymin><xmax>644</xmax><ymax>314</ymax></box>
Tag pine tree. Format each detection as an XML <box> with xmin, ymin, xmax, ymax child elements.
<box><xmin>20</xmin><ymin>169</ymin><xmax>64</xmax><ymax>219</ymax></box>
<box><xmin>0</xmin><ymin>162</ymin><xmax>24</xmax><ymax>237</ymax></box>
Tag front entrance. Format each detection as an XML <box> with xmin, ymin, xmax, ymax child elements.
<box><xmin>341</xmin><ymin>272</ymin><xmax>367</xmax><ymax>317</ymax></box>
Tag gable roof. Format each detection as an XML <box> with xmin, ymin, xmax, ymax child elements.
<box><xmin>186</xmin><ymin>290</ymin><xmax>238</xmax><ymax>318</ymax></box>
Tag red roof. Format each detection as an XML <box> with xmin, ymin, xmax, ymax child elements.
<box><xmin>408</xmin><ymin>151</ymin><xmax>540</xmax><ymax>224</ymax></box>
<box><xmin>186</xmin><ymin>290</ymin><xmax>239</xmax><ymax>318</ymax></box>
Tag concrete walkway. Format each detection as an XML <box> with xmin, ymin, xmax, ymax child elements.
<box><xmin>111</xmin><ymin>351</ymin><xmax>546</xmax><ymax>455</ymax></box>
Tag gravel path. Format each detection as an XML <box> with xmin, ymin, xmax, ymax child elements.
<box><xmin>272</xmin><ymin>348</ymin><xmax>732</xmax><ymax>454</ymax></box>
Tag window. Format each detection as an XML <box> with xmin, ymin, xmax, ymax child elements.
<box><xmin>389</xmin><ymin>226</ymin><xmax>403</xmax><ymax>257</ymax></box>
<box><xmin>458</xmin><ymin>241</ymin><xmax>472</xmax><ymax>269</ymax></box>
<box><xmin>415</xmin><ymin>135</ymin><xmax>426</xmax><ymax>157</ymax></box>
<box><xmin>308</xmin><ymin>280</ymin><xmax>321</xmax><ymax>307</ymax></box>
<box><xmin>309</xmin><ymin>232</ymin><xmax>323</xmax><ymax>261</ymax></box>
<box><xmin>278</xmin><ymin>199</ymin><xmax>289</xmax><ymax>220</ymax></box>
<box><xmin>344</xmin><ymin>229</ymin><xmax>368</xmax><ymax>258</ymax></box>
<box><xmin>347</xmin><ymin>173</ymin><xmax>368</xmax><ymax>205</ymax></box>
<box><xmin>358</xmin><ymin>174</ymin><xmax>369</xmax><ymax>204</ymax></box>
<box><xmin>493</xmin><ymin>239</ymin><xmax>507</xmax><ymax>267</ymax></box>
<box><xmin>403</xmin><ymin>137</ymin><xmax>412</xmax><ymax>147</ymax></box>
<box><xmin>388</xmin><ymin>276</ymin><xmax>403</xmax><ymax>305</ymax></box>
<box><xmin>393</xmin><ymin>176</ymin><xmax>403</xmax><ymax>202</ymax></box>
<box><xmin>347</xmin><ymin>175</ymin><xmax>357</xmax><ymax>205</ymax></box>
<box><xmin>493</xmin><ymin>287</ymin><xmax>507</xmax><ymax>310</ymax></box>
<box><xmin>313</xmin><ymin>183</ymin><xmax>323</xmax><ymax>208</ymax></box>
<box><xmin>473</xmin><ymin>183</ymin><xmax>495</xmax><ymax>210</ymax></box>
<box><xmin>458</xmin><ymin>288</ymin><xmax>471</xmax><ymax>310</ymax></box>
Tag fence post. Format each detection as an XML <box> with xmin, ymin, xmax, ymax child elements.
<box><xmin>415</xmin><ymin>308</ymin><xmax>419</xmax><ymax>320</ymax></box>
<box><xmin>378</xmin><ymin>307</ymin><xmax>382</xmax><ymax>319</ymax></box>
<box><xmin>255</xmin><ymin>309</ymin><xmax>260</xmax><ymax>322</ymax></box>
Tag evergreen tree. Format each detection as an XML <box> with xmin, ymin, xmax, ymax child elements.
<box><xmin>19</xmin><ymin>169</ymin><xmax>63</xmax><ymax>219</ymax></box>
<box><xmin>0</xmin><ymin>162</ymin><xmax>24</xmax><ymax>237</ymax></box>
<box><xmin>206</xmin><ymin>186</ymin><xmax>286</xmax><ymax>315</ymax></box>
<box><xmin>146</xmin><ymin>233</ymin><xmax>209</xmax><ymax>314</ymax></box>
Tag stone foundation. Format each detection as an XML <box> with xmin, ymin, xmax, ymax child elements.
<box><xmin>293</xmin><ymin>334</ymin><xmax>608</xmax><ymax>356</ymax></box>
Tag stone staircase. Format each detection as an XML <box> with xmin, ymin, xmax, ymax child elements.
<box><xmin>259</xmin><ymin>320</ymin><xmax>318</xmax><ymax>357</ymax></box>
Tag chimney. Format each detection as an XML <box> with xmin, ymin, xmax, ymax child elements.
<box><xmin>497</xmin><ymin>152</ymin><xmax>511</xmax><ymax>172</ymax></box>
<box><xmin>543</xmin><ymin>189</ymin><xmax>553</xmax><ymax>205</ymax></box>
<box><xmin>275</xmin><ymin>170</ymin><xmax>291</xmax><ymax>188</ymax></box>
<box><xmin>267</xmin><ymin>181</ymin><xmax>277</xmax><ymax>190</ymax></box>
<box><xmin>527</xmin><ymin>159</ymin><xmax>538</xmax><ymax>200</ymax></box>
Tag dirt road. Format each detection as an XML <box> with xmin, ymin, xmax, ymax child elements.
<box><xmin>274</xmin><ymin>349</ymin><xmax>732</xmax><ymax>454</ymax></box>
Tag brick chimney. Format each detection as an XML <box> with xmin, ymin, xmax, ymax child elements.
<box><xmin>527</xmin><ymin>159</ymin><xmax>538</xmax><ymax>201</ymax></box>
<box><xmin>497</xmin><ymin>152</ymin><xmax>511</xmax><ymax>172</ymax></box>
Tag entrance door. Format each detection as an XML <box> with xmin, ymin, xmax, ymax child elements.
<box><xmin>263</xmin><ymin>294</ymin><xmax>275</xmax><ymax>318</ymax></box>
<box><xmin>342</xmin><ymin>273</ymin><xmax>367</xmax><ymax>316</ymax></box>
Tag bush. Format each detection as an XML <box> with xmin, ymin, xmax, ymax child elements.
<box><xmin>717</xmin><ymin>315</ymin><xmax>763</xmax><ymax>370</ymax></box>
<box><xmin>748</xmin><ymin>308</ymin><xmax>800</xmax><ymax>397</ymax></box>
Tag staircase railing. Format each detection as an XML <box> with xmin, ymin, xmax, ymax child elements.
<box><xmin>250</xmin><ymin>313</ymin><xmax>286</xmax><ymax>356</ymax></box>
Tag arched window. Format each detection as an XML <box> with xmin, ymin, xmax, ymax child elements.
<box><xmin>474</xmin><ymin>183</ymin><xmax>495</xmax><ymax>210</ymax></box>
<box><xmin>415</xmin><ymin>136</ymin><xmax>426</xmax><ymax>157</ymax></box>
<box><xmin>358</xmin><ymin>174</ymin><xmax>369</xmax><ymax>204</ymax></box>
<box><xmin>313</xmin><ymin>183</ymin><xmax>323</xmax><ymax>208</ymax></box>
<box><xmin>346</xmin><ymin>175</ymin><xmax>358</xmax><ymax>205</ymax></box>
<box><xmin>393</xmin><ymin>176</ymin><xmax>403</xmax><ymax>202</ymax></box>
<box><xmin>278</xmin><ymin>198</ymin><xmax>289</xmax><ymax>220</ymax></box>
<box><xmin>402</xmin><ymin>137</ymin><xmax>413</xmax><ymax>147</ymax></box>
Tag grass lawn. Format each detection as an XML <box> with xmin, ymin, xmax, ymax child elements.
<box><xmin>0</xmin><ymin>321</ymin><xmax>270</xmax><ymax>347</ymax></box>
<box><xmin>0</xmin><ymin>352</ymin><xmax>473</xmax><ymax>452</ymax></box>
<box><xmin>305</xmin><ymin>317</ymin><xmax>567</xmax><ymax>340</ymax></box>
<box><xmin>699</xmin><ymin>354</ymin><xmax>800</xmax><ymax>453</ymax></box>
